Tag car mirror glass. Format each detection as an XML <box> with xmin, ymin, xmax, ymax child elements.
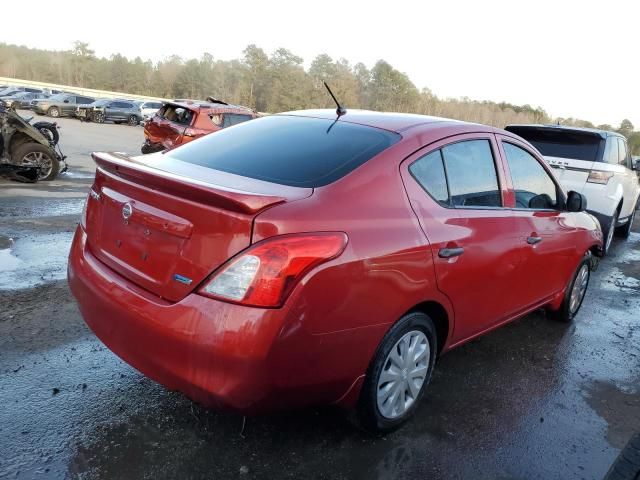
<box><xmin>566</xmin><ymin>191</ymin><xmax>586</xmax><ymax>212</ymax></box>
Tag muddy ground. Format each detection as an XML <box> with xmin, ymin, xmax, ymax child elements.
<box><xmin>0</xmin><ymin>114</ymin><xmax>639</xmax><ymax>479</ymax></box>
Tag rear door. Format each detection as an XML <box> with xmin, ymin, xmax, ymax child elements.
<box><xmin>401</xmin><ymin>133</ymin><xmax>524</xmax><ymax>342</ymax></box>
<box><xmin>62</xmin><ymin>96</ymin><xmax>76</xmax><ymax>115</ymax></box>
<box><xmin>616</xmin><ymin>137</ymin><xmax>640</xmax><ymax>219</ymax></box>
<box><xmin>496</xmin><ymin>136</ymin><xmax>578</xmax><ymax>305</ymax></box>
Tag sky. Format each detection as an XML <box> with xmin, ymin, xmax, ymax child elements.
<box><xmin>2</xmin><ymin>0</ymin><xmax>639</xmax><ymax>127</ymax></box>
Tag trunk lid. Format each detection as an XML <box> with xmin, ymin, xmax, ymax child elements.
<box><xmin>85</xmin><ymin>152</ymin><xmax>312</xmax><ymax>302</ymax></box>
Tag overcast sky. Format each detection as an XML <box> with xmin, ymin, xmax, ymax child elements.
<box><xmin>3</xmin><ymin>0</ymin><xmax>639</xmax><ymax>126</ymax></box>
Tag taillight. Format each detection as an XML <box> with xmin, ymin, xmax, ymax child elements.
<box><xmin>199</xmin><ymin>233</ymin><xmax>348</xmax><ymax>308</ymax></box>
<box><xmin>587</xmin><ymin>170</ymin><xmax>614</xmax><ymax>184</ymax></box>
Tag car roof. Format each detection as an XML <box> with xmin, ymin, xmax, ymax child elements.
<box><xmin>506</xmin><ymin>123</ymin><xmax>623</xmax><ymax>139</ymax></box>
<box><xmin>279</xmin><ymin>109</ymin><xmax>490</xmax><ymax>134</ymax></box>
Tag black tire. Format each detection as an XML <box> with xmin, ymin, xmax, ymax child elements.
<box><xmin>616</xmin><ymin>201</ymin><xmax>638</xmax><ymax>239</ymax></box>
<box><xmin>47</xmin><ymin>106</ymin><xmax>60</xmax><ymax>118</ymax></box>
<box><xmin>549</xmin><ymin>254</ymin><xmax>591</xmax><ymax>323</ymax></box>
<box><xmin>602</xmin><ymin>210</ymin><xmax>619</xmax><ymax>256</ymax></box>
<box><xmin>356</xmin><ymin>312</ymin><xmax>437</xmax><ymax>433</ymax></box>
<box><xmin>93</xmin><ymin>112</ymin><xmax>105</xmax><ymax>123</ymax></box>
<box><xmin>13</xmin><ymin>142</ymin><xmax>59</xmax><ymax>181</ymax></box>
<box><xmin>604</xmin><ymin>433</ymin><xmax>640</xmax><ymax>480</ymax></box>
<box><xmin>128</xmin><ymin>115</ymin><xmax>139</xmax><ymax>126</ymax></box>
<box><xmin>32</xmin><ymin>122</ymin><xmax>59</xmax><ymax>145</ymax></box>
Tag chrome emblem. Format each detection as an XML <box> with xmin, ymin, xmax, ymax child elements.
<box><xmin>122</xmin><ymin>202</ymin><xmax>133</xmax><ymax>220</ymax></box>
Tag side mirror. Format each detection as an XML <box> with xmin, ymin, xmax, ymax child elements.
<box><xmin>63</xmin><ymin>99</ymin><xmax>69</xmax><ymax>103</ymax></box>
<box><xmin>633</xmin><ymin>158</ymin><xmax>639</xmax><ymax>171</ymax></box>
<box><xmin>566</xmin><ymin>191</ymin><xmax>587</xmax><ymax>212</ymax></box>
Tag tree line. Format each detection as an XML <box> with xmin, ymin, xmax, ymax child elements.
<box><xmin>0</xmin><ymin>41</ymin><xmax>637</xmax><ymax>153</ymax></box>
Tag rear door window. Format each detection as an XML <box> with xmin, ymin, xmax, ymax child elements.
<box><xmin>165</xmin><ymin>115</ymin><xmax>400</xmax><ymax>188</ymax></box>
<box><xmin>409</xmin><ymin>150</ymin><xmax>449</xmax><ymax>206</ymax></box>
<box><xmin>502</xmin><ymin>142</ymin><xmax>558</xmax><ymax>209</ymax></box>
<box><xmin>441</xmin><ymin>140</ymin><xmax>502</xmax><ymax>207</ymax></box>
<box><xmin>222</xmin><ymin>113</ymin><xmax>253</xmax><ymax>128</ymax></box>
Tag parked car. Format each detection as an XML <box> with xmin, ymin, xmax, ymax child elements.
<box><xmin>32</xmin><ymin>93</ymin><xmax>95</xmax><ymax>118</ymax></box>
<box><xmin>141</xmin><ymin>100</ymin><xmax>257</xmax><ymax>153</ymax></box>
<box><xmin>1</xmin><ymin>91</ymin><xmax>50</xmax><ymax>109</ymax></box>
<box><xmin>0</xmin><ymin>86</ymin><xmax>43</xmax><ymax>97</ymax></box>
<box><xmin>138</xmin><ymin>101</ymin><xmax>163</xmax><ymax>122</ymax></box>
<box><xmin>69</xmin><ymin>110</ymin><xmax>603</xmax><ymax>432</ymax></box>
<box><xmin>75</xmin><ymin>99</ymin><xmax>142</xmax><ymax>125</ymax></box>
<box><xmin>506</xmin><ymin>124</ymin><xmax>640</xmax><ymax>254</ymax></box>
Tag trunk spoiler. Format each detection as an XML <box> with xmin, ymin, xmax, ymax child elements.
<box><xmin>92</xmin><ymin>152</ymin><xmax>292</xmax><ymax>215</ymax></box>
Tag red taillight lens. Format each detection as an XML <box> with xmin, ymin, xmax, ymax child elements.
<box><xmin>199</xmin><ymin>232</ymin><xmax>348</xmax><ymax>308</ymax></box>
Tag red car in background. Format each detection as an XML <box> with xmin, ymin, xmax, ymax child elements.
<box><xmin>69</xmin><ymin>110</ymin><xmax>602</xmax><ymax>432</ymax></box>
<box><xmin>141</xmin><ymin>99</ymin><xmax>257</xmax><ymax>154</ymax></box>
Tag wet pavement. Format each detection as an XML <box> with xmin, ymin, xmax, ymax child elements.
<box><xmin>1</xmin><ymin>118</ymin><xmax>639</xmax><ymax>479</ymax></box>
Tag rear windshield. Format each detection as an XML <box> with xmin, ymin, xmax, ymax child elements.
<box><xmin>165</xmin><ymin>115</ymin><xmax>401</xmax><ymax>187</ymax></box>
<box><xmin>159</xmin><ymin>105</ymin><xmax>194</xmax><ymax>125</ymax></box>
<box><xmin>507</xmin><ymin>127</ymin><xmax>603</xmax><ymax>162</ymax></box>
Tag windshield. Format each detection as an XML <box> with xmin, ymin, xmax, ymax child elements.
<box><xmin>506</xmin><ymin>127</ymin><xmax>603</xmax><ymax>162</ymax></box>
<box><xmin>166</xmin><ymin>115</ymin><xmax>401</xmax><ymax>188</ymax></box>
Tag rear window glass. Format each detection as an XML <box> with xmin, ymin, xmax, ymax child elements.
<box><xmin>161</xmin><ymin>105</ymin><xmax>194</xmax><ymax>125</ymax></box>
<box><xmin>507</xmin><ymin>127</ymin><xmax>602</xmax><ymax>162</ymax></box>
<box><xmin>166</xmin><ymin>115</ymin><xmax>400</xmax><ymax>187</ymax></box>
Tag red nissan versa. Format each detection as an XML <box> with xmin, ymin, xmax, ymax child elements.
<box><xmin>68</xmin><ymin>110</ymin><xmax>603</xmax><ymax>432</ymax></box>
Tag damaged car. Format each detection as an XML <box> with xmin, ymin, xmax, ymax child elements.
<box><xmin>0</xmin><ymin>103</ymin><xmax>66</xmax><ymax>181</ymax></box>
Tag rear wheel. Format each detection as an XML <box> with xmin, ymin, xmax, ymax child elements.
<box><xmin>603</xmin><ymin>210</ymin><xmax>618</xmax><ymax>256</ymax></box>
<box><xmin>47</xmin><ymin>106</ymin><xmax>60</xmax><ymax>118</ymax></box>
<box><xmin>14</xmin><ymin>142</ymin><xmax>59</xmax><ymax>181</ymax></box>
<box><xmin>616</xmin><ymin>201</ymin><xmax>638</xmax><ymax>239</ymax></box>
<box><xmin>356</xmin><ymin>312</ymin><xmax>437</xmax><ymax>433</ymax></box>
<box><xmin>549</xmin><ymin>255</ymin><xmax>591</xmax><ymax>323</ymax></box>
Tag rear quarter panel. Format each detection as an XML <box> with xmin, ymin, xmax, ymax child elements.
<box><xmin>252</xmin><ymin>138</ymin><xmax>454</xmax><ymax>389</ymax></box>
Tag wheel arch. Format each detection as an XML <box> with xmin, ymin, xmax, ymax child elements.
<box><xmin>405</xmin><ymin>300</ymin><xmax>451</xmax><ymax>355</ymax></box>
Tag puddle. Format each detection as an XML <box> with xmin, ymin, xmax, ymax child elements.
<box><xmin>0</xmin><ymin>232</ymin><xmax>74</xmax><ymax>290</ymax></box>
<box><xmin>0</xmin><ymin>197</ymin><xmax>84</xmax><ymax>218</ymax></box>
<box><xmin>62</xmin><ymin>170</ymin><xmax>96</xmax><ymax>180</ymax></box>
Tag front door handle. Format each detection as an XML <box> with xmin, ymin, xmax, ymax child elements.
<box><xmin>527</xmin><ymin>236</ymin><xmax>543</xmax><ymax>245</ymax></box>
<box><xmin>439</xmin><ymin>247</ymin><xmax>465</xmax><ymax>258</ymax></box>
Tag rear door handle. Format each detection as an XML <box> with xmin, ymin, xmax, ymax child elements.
<box><xmin>527</xmin><ymin>236</ymin><xmax>543</xmax><ymax>245</ymax></box>
<box><xmin>438</xmin><ymin>247</ymin><xmax>465</xmax><ymax>258</ymax></box>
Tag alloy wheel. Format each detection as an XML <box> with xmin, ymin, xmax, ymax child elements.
<box><xmin>569</xmin><ymin>264</ymin><xmax>589</xmax><ymax>314</ymax></box>
<box><xmin>376</xmin><ymin>330</ymin><xmax>429</xmax><ymax>419</ymax></box>
<box><xmin>21</xmin><ymin>150</ymin><xmax>53</xmax><ymax>180</ymax></box>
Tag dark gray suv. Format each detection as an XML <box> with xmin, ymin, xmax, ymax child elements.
<box><xmin>76</xmin><ymin>99</ymin><xmax>143</xmax><ymax>125</ymax></box>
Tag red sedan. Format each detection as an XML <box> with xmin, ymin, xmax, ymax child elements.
<box><xmin>68</xmin><ymin>110</ymin><xmax>603</xmax><ymax>431</ymax></box>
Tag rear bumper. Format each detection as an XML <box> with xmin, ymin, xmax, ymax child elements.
<box><xmin>67</xmin><ymin>227</ymin><xmax>361</xmax><ymax>412</ymax></box>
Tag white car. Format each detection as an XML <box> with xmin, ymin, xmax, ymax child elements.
<box><xmin>506</xmin><ymin>125</ymin><xmax>640</xmax><ymax>255</ymax></box>
<box><xmin>138</xmin><ymin>101</ymin><xmax>163</xmax><ymax>122</ymax></box>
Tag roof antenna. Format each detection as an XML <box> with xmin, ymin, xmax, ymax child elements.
<box><xmin>323</xmin><ymin>81</ymin><xmax>346</xmax><ymax>117</ymax></box>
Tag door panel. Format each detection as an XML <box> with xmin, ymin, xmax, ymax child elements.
<box><xmin>497</xmin><ymin>135</ymin><xmax>579</xmax><ymax>305</ymax></box>
<box><xmin>401</xmin><ymin>133</ymin><xmax>524</xmax><ymax>343</ymax></box>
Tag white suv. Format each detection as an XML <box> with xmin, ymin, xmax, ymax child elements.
<box><xmin>506</xmin><ymin>125</ymin><xmax>640</xmax><ymax>255</ymax></box>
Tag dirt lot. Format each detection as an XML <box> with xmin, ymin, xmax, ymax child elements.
<box><xmin>1</xmin><ymin>113</ymin><xmax>639</xmax><ymax>479</ymax></box>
